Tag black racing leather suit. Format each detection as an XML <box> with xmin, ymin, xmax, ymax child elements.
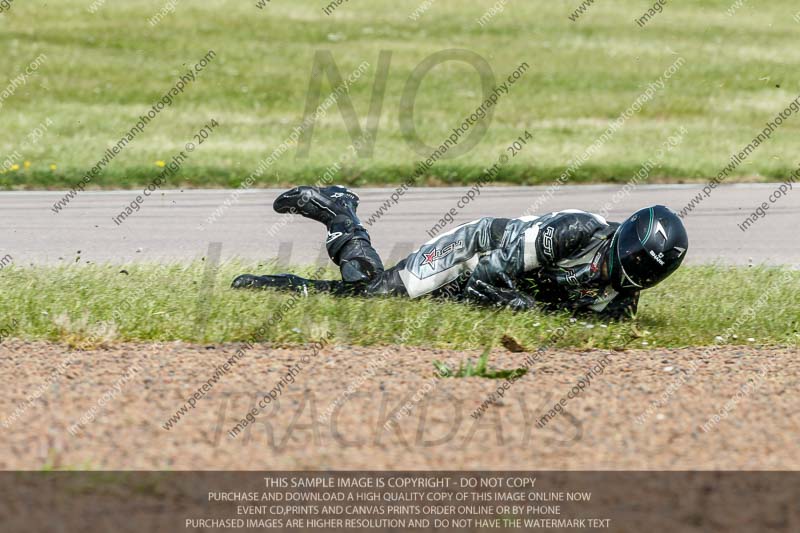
<box><xmin>309</xmin><ymin>210</ymin><xmax>640</xmax><ymax>319</ymax></box>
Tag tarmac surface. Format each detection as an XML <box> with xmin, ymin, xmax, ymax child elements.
<box><xmin>2</xmin><ymin>184</ymin><xmax>798</xmax><ymax>266</ymax></box>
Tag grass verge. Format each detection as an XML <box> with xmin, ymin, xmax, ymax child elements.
<box><xmin>0</xmin><ymin>263</ymin><xmax>797</xmax><ymax>350</ymax></box>
<box><xmin>3</xmin><ymin>1</ymin><xmax>800</xmax><ymax>188</ymax></box>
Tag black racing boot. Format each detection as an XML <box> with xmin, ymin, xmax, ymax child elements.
<box><xmin>231</xmin><ymin>273</ymin><xmax>341</xmax><ymax>294</ymax></box>
<box><xmin>231</xmin><ymin>273</ymin><xmax>308</xmax><ymax>291</ymax></box>
<box><xmin>274</xmin><ymin>185</ymin><xmax>383</xmax><ymax>283</ymax></box>
<box><xmin>325</xmin><ymin>214</ymin><xmax>384</xmax><ymax>283</ymax></box>
<box><xmin>273</xmin><ymin>185</ymin><xmax>361</xmax><ymax>226</ymax></box>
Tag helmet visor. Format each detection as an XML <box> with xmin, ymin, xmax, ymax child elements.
<box><xmin>616</xmin><ymin>225</ymin><xmax>675</xmax><ymax>289</ymax></box>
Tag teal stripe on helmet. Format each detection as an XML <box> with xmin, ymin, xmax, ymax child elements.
<box><xmin>640</xmin><ymin>207</ymin><xmax>654</xmax><ymax>245</ymax></box>
<box><xmin>608</xmin><ymin>232</ymin><xmax>617</xmax><ymax>276</ymax></box>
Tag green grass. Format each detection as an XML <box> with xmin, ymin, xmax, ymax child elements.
<box><xmin>2</xmin><ymin>1</ymin><xmax>800</xmax><ymax>188</ymax></box>
<box><xmin>435</xmin><ymin>348</ymin><xmax>528</xmax><ymax>379</ymax></box>
<box><xmin>0</xmin><ymin>263</ymin><xmax>797</xmax><ymax>349</ymax></box>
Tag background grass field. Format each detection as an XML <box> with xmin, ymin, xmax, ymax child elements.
<box><xmin>0</xmin><ymin>263</ymin><xmax>797</xmax><ymax>349</ymax></box>
<box><xmin>2</xmin><ymin>0</ymin><xmax>800</xmax><ymax>189</ymax></box>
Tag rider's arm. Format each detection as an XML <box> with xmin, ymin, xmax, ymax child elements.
<box><xmin>465</xmin><ymin>212</ymin><xmax>606</xmax><ymax>309</ymax></box>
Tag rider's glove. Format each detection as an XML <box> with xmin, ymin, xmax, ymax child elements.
<box><xmin>465</xmin><ymin>272</ymin><xmax>536</xmax><ymax>312</ymax></box>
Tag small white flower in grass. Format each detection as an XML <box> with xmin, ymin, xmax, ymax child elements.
<box><xmin>569</xmin><ymin>318</ymin><xmax>577</xmax><ymax>323</ymax></box>
<box><xmin>715</xmin><ymin>335</ymin><xmax>725</xmax><ymax>342</ymax></box>
<box><xmin>585</xmin><ymin>324</ymin><xmax>595</xmax><ymax>329</ymax></box>
<box><xmin>642</xmin><ymin>341</ymin><xmax>649</xmax><ymax>346</ymax></box>
<box><xmin>747</xmin><ymin>338</ymin><xmax>756</xmax><ymax>342</ymax></box>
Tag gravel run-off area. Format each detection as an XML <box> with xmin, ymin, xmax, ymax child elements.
<box><xmin>1</xmin><ymin>341</ymin><xmax>798</xmax><ymax>470</ymax></box>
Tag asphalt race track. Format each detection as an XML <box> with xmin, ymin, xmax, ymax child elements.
<box><xmin>2</xmin><ymin>184</ymin><xmax>798</xmax><ymax>267</ymax></box>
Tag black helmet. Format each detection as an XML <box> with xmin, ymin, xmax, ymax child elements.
<box><xmin>608</xmin><ymin>205</ymin><xmax>688</xmax><ymax>291</ymax></box>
